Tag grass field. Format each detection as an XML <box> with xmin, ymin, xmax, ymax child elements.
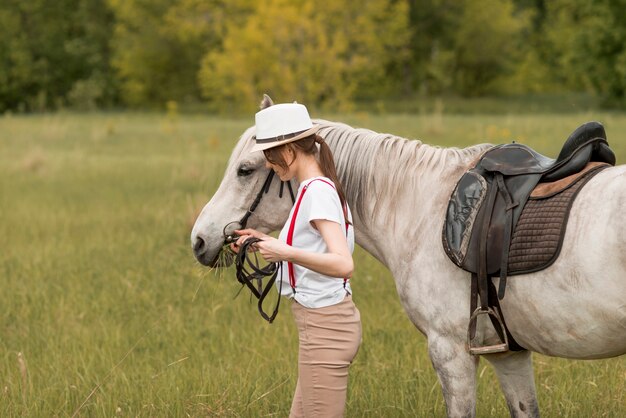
<box><xmin>1</xmin><ymin>110</ymin><xmax>625</xmax><ymax>417</ymax></box>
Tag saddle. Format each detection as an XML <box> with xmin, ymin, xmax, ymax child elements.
<box><xmin>442</xmin><ymin>121</ymin><xmax>616</xmax><ymax>355</ymax></box>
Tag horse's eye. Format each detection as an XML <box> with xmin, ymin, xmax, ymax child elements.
<box><xmin>237</xmin><ymin>167</ymin><xmax>255</xmax><ymax>177</ymax></box>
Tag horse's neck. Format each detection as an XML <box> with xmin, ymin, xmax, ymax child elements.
<box><xmin>324</xmin><ymin>123</ymin><xmax>487</xmax><ymax>267</ymax></box>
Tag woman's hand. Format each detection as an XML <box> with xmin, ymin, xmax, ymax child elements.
<box><xmin>229</xmin><ymin>228</ymin><xmax>270</xmax><ymax>253</ymax></box>
<box><xmin>229</xmin><ymin>229</ymin><xmax>291</xmax><ymax>262</ymax></box>
<box><xmin>255</xmin><ymin>237</ymin><xmax>292</xmax><ymax>263</ymax></box>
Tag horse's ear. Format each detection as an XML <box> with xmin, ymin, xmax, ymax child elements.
<box><xmin>260</xmin><ymin>94</ymin><xmax>274</xmax><ymax>109</ymax></box>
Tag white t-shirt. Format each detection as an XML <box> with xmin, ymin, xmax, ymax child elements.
<box><xmin>276</xmin><ymin>176</ymin><xmax>355</xmax><ymax>308</ymax></box>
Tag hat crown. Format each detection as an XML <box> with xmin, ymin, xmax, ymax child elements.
<box><xmin>255</xmin><ymin>103</ymin><xmax>313</xmax><ymax>140</ymax></box>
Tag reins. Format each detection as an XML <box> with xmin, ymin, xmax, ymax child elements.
<box><xmin>234</xmin><ymin>237</ymin><xmax>283</xmax><ymax>323</ymax></box>
<box><xmin>224</xmin><ymin>170</ymin><xmax>295</xmax><ymax>323</ymax></box>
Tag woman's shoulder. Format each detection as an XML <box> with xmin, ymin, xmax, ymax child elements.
<box><xmin>305</xmin><ymin>176</ymin><xmax>336</xmax><ymax>191</ymax></box>
<box><xmin>303</xmin><ymin>178</ymin><xmax>348</xmax><ymax>212</ymax></box>
<box><xmin>304</xmin><ymin>178</ymin><xmax>340</xmax><ymax>202</ymax></box>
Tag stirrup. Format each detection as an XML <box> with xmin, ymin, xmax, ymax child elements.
<box><xmin>467</xmin><ymin>307</ymin><xmax>509</xmax><ymax>355</ymax></box>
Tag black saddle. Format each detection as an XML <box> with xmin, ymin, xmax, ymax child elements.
<box><xmin>442</xmin><ymin>121</ymin><xmax>616</xmax><ymax>354</ymax></box>
<box><xmin>479</xmin><ymin>121</ymin><xmax>614</xmax><ymax>180</ymax></box>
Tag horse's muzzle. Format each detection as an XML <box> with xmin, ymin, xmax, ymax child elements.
<box><xmin>192</xmin><ymin>235</ymin><xmax>234</xmax><ymax>267</ymax></box>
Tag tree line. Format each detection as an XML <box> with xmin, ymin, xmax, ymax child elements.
<box><xmin>1</xmin><ymin>0</ymin><xmax>624</xmax><ymax>112</ymax></box>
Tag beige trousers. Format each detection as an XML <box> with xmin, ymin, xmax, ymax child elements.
<box><xmin>289</xmin><ymin>295</ymin><xmax>362</xmax><ymax>418</ymax></box>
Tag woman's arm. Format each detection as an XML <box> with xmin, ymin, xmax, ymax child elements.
<box><xmin>255</xmin><ymin>219</ymin><xmax>353</xmax><ymax>278</ymax></box>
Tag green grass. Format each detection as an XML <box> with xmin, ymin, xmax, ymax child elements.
<box><xmin>0</xmin><ymin>111</ymin><xmax>624</xmax><ymax>417</ymax></box>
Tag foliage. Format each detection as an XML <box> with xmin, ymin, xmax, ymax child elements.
<box><xmin>108</xmin><ymin>0</ymin><xmax>195</xmax><ymax>107</ymax></box>
<box><xmin>0</xmin><ymin>0</ymin><xmax>116</xmax><ymax>112</ymax></box>
<box><xmin>1</xmin><ymin>0</ymin><xmax>626</xmax><ymax>111</ymax></box>
<box><xmin>198</xmin><ymin>0</ymin><xmax>411</xmax><ymax>111</ymax></box>
<box><xmin>406</xmin><ymin>0</ymin><xmax>462</xmax><ymax>95</ymax></box>
<box><xmin>452</xmin><ymin>0</ymin><xmax>530</xmax><ymax>96</ymax></box>
<box><xmin>107</xmin><ymin>0</ymin><xmax>255</xmax><ymax>107</ymax></box>
<box><xmin>544</xmin><ymin>0</ymin><xmax>626</xmax><ymax>106</ymax></box>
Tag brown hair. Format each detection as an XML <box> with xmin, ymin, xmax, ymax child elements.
<box><xmin>263</xmin><ymin>134</ymin><xmax>350</xmax><ymax>223</ymax></box>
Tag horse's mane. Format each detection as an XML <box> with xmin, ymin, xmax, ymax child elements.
<box><xmin>231</xmin><ymin>119</ymin><xmax>489</xmax><ymax>224</ymax></box>
<box><xmin>317</xmin><ymin>119</ymin><xmax>489</xmax><ymax>222</ymax></box>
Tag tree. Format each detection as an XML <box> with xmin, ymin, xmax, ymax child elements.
<box><xmin>405</xmin><ymin>0</ymin><xmax>463</xmax><ymax>95</ymax></box>
<box><xmin>0</xmin><ymin>0</ymin><xmax>115</xmax><ymax>111</ymax></box>
<box><xmin>107</xmin><ymin>0</ymin><xmax>255</xmax><ymax>107</ymax></box>
<box><xmin>451</xmin><ymin>0</ymin><xmax>530</xmax><ymax>96</ymax></box>
<box><xmin>544</xmin><ymin>0</ymin><xmax>626</xmax><ymax>106</ymax></box>
<box><xmin>198</xmin><ymin>0</ymin><xmax>411</xmax><ymax>111</ymax></box>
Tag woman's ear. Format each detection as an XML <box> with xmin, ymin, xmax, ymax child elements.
<box><xmin>283</xmin><ymin>146</ymin><xmax>296</xmax><ymax>167</ymax></box>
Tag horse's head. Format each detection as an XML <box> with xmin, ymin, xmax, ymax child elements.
<box><xmin>190</xmin><ymin>95</ymin><xmax>295</xmax><ymax>267</ymax></box>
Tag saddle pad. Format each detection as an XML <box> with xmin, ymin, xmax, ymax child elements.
<box><xmin>507</xmin><ymin>163</ymin><xmax>609</xmax><ymax>275</ymax></box>
<box><xmin>531</xmin><ymin>161</ymin><xmax>608</xmax><ymax>198</ymax></box>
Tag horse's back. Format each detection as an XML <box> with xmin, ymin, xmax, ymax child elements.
<box><xmin>501</xmin><ymin>164</ymin><xmax>626</xmax><ymax>359</ymax></box>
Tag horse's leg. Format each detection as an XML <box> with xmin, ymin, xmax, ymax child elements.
<box><xmin>485</xmin><ymin>350</ymin><xmax>540</xmax><ymax>418</ymax></box>
<box><xmin>428</xmin><ymin>333</ymin><xmax>479</xmax><ymax>418</ymax></box>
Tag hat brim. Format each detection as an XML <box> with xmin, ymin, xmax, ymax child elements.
<box><xmin>250</xmin><ymin>125</ymin><xmax>320</xmax><ymax>153</ymax></box>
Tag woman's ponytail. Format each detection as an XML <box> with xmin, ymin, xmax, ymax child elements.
<box><xmin>314</xmin><ymin>135</ymin><xmax>351</xmax><ymax>224</ymax></box>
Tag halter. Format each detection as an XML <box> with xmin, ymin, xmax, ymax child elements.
<box><xmin>222</xmin><ymin>170</ymin><xmax>295</xmax><ymax>323</ymax></box>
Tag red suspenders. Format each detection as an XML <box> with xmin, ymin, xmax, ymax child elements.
<box><xmin>285</xmin><ymin>179</ymin><xmax>350</xmax><ymax>292</ymax></box>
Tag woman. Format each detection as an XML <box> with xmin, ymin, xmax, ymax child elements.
<box><xmin>232</xmin><ymin>102</ymin><xmax>361</xmax><ymax>417</ymax></box>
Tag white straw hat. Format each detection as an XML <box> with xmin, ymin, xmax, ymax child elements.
<box><xmin>250</xmin><ymin>103</ymin><xmax>320</xmax><ymax>153</ymax></box>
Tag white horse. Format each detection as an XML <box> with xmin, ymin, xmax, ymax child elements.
<box><xmin>191</xmin><ymin>102</ymin><xmax>626</xmax><ymax>417</ymax></box>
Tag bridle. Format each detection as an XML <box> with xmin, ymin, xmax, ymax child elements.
<box><xmin>222</xmin><ymin>170</ymin><xmax>295</xmax><ymax>244</ymax></box>
<box><xmin>222</xmin><ymin>170</ymin><xmax>296</xmax><ymax>323</ymax></box>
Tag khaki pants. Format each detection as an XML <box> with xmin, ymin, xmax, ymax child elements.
<box><xmin>289</xmin><ymin>295</ymin><xmax>362</xmax><ymax>418</ymax></box>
